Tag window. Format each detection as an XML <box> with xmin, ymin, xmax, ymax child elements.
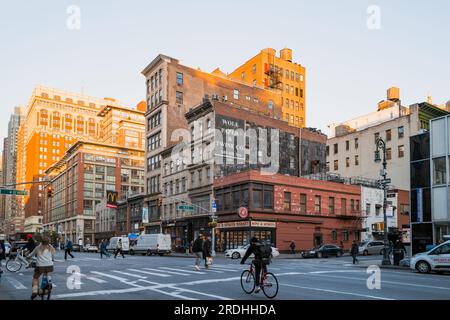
<box><xmin>341</xmin><ymin>198</ymin><xmax>347</xmax><ymax>214</ymax></box>
<box><xmin>252</xmin><ymin>80</ymin><xmax>257</xmax><ymax>87</ymax></box>
<box><xmin>386</xmin><ymin>148</ymin><xmax>392</xmax><ymax>160</ymax></box>
<box><xmin>176</xmin><ymin>91</ymin><xmax>183</xmax><ymax>104</ymax></box>
<box><xmin>355</xmin><ymin>155</ymin><xmax>359</xmax><ymax>166</ymax></box>
<box><xmin>148</xmin><ymin>112</ymin><xmax>161</xmax><ymax>130</ymax></box>
<box><xmin>241</xmin><ymin>71</ymin><xmax>245</xmax><ymax>80</ymax></box>
<box><xmin>252</xmin><ymin>184</ymin><xmax>273</xmax><ymax>210</ymax></box>
<box><xmin>355</xmin><ymin>200</ymin><xmax>360</xmax><ymax>211</ymax></box>
<box><xmin>252</xmin><ymin>64</ymin><xmax>256</xmax><ymax>74</ymax></box>
<box><xmin>284</xmin><ymin>192</ymin><xmax>291</xmax><ymax>211</ymax></box>
<box><xmin>285</xmin><ymin>69</ymin><xmax>289</xmax><ymax>78</ymax></box>
<box><xmin>333</xmin><ymin>160</ymin><xmax>338</xmax><ymax>171</ymax></box>
<box><xmin>343</xmin><ymin>231</ymin><xmax>349</xmax><ymax>241</ymax></box>
<box><xmin>398</xmin><ymin>126</ymin><xmax>404</xmax><ymax>138</ymax></box>
<box><xmin>269</xmin><ymin>100</ymin><xmax>273</xmax><ymax>110</ymax></box>
<box><xmin>295</xmin><ymin>73</ymin><xmax>299</xmax><ymax>82</ymax></box>
<box><xmin>398</xmin><ymin>145</ymin><xmax>405</xmax><ymax>158</ymax></box>
<box><xmin>300</xmin><ymin>74</ymin><xmax>304</xmax><ymax>82</ymax></box>
<box><xmin>299</xmin><ymin>193</ymin><xmax>307</xmax><ymax>213</ymax></box>
<box><xmin>334</xmin><ymin>143</ymin><xmax>338</xmax><ymax>154</ymax></box>
<box><xmin>233</xmin><ymin>89</ymin><xmax>239</xmax><ymax>100</ymax></box>
<box><xmin>346</xmin><ymin>157</ymin><xmax>350</xmax><ymax>167</ymax></box>
<box><xmin>355</xmin><ymin>138</ymin><xmax>359</xmax><ymax>149</ymax></box>
<box><xmin>350</xmin><ymin>199</ymin><xmax>355</xmax><ymax>211</ymax></box>
<box><xmin>332</xmin><ymin>231</ymin><xmax>337</xmax><ymax>241</ymax></box>
<box><xmin>346</xmin><ymin>140</ymin><xmax>349</xmax><ymax>151</ymax></box>
<box><xmin>300</xmin><ymin>89</ymin><xmax>303</xmax><ymax>98</ymax></box>
<box><xmin>326</xmin><ymin>146</ymin><xmax>329</xmax><ymax>156</ymax></box>
<box><xmin>433</xmin><ymin>157</ymin><xmax>446</xmax><ymax>185</ymax></box>
<box><xmin>147</xmin><ymin>132</ymin><xmax>161</xmax><ymax>151</ymax></box>
<box><xmin>291</xmin><ymin>71</ymin><xmax>294</xmax><ymax>80</ymax></box>
<box><xmin>263</xmin><ymin>185</ymin><xmax>274</xmax><ymax>209</ymax></box>
<box><xmin>328</xmin><ymin>197</ymin><xmax>335</xmax><ymax>214</ymax></box>
<box><xmin>314</xmin><ymin>196</ymin><xmax>321</xmax><ymax>213</ymax></box>
<box><xmin>285</xmin><ymin>84</ymin><xmax>289</xmax><ymax>94</ymax></box>
<box><xmin>176</xmin><ymin>72</ymin><xmax>183</xmax><ymax>85</ymax></box>
<box><xmin>366</xmin><ymin>203</ymin><xmax>371</xmax><ymax>214</ymax></box>
<box><xmin>386</xmin><ymin>129</ymin><xmax>392</xmax><ymax>141</ymax></box>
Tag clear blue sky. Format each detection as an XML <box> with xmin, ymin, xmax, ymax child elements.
<box><xmin>1</xmin><ymin>0</ymin><xmax>449</xmax><ymax>142</ymax></box>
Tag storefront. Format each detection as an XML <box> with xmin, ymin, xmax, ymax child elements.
<box><xmin>162</xmin><ymin>221</ymin><xmax>187</xmax><ymax>252</ymax></box>
<box><xmin>216</xmin><ymin>220</ymin><xmax>277</xmax><ymax>251</ymax></box>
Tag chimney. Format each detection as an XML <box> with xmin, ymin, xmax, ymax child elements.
<box><xmin>280</xmin><ymin>48</ymin><xmax>293</xmax><ymax>62</ymax></box>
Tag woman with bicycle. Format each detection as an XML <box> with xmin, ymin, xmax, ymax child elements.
<box><xmin>27</xmin><ymin>236</ymin><xmax>55</xmax><ymax>299</ymax></box>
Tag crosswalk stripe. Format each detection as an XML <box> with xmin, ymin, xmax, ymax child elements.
<box><xmin>112</xmin><ymin>270</ymin><xmax>147</xmax><ymax>279</ymax></box>
<box><xmin>143</xmin><ymin>268</ymin><xmax>193</xmax><ymax>276</ymax></box>
<box><xmin>90</xmin><ymin>271</ymin><xmax>129</xmax><ymax>282</ymax></box>
<box><xmin>208</xmin><ymin>266</ymin><xmax>240</xmax><ymax>272</ymax></box>
<box><xmin>6</xmin><ymin>277</ymin><xmax>27</xmax><ymax>289</ymax></box>
<box><xmin>128</xmin><ymin>268</ymin><xmax>171</xmax><ymax>278</ymax></box>
<box><xmin>80</xmin><ymin>274</ymin><xmax>107</xmax><ymax>284</ymax></box>
<box><xmin>159</xmin><ymin>267</ymin><xmax>205</xmax><ymax>274</ymax></box>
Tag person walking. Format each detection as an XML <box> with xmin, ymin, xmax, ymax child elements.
<box><xmin>351</xmin><ymin>240</ymin><xmax>359</xmax><ymax>264</ymax></box>
<box><xmin>289</xmin><ymin>240</ymin><xmax>296</xmax><ymax>254</ymax></box>
<box><xmin>202</xmin><ymin>235</ymin><xmax>212</xmax><ymax>269</ymax></box>
<box><xmin>0</xmin><ymin>239</ymin><xmax>6</xmax><ymax>275</ymax></box>
<box><xmin>192</xmin><ymin>235</ymin><xmax>204</xmax><ymax>271</ymax></box>
<box><xmin>64</xmin><ymin>238</ymin><xmax>74</xmax><ymax>260</ymax></box>
<box><xmin>114</xmin><ymin>239</ymin><xmax>125</xmax><ymax>258</ymax></box>
<box><xmin>100</xmin><ymin>239</ymin><xmax>109</xmax><ymax>259</ymax></box>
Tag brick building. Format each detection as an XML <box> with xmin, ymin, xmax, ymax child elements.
<box><xmin>214</xmin><ymin>170</ymin><xmax>362</xmax><ymax>253</ymax></box>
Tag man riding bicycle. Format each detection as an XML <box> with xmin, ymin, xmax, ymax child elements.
<box><xmin>240</xmin><ymin>237</ymin><xmax>271</xmax><ymax>294</ymax></box>
<box><xmin>27</xmin><ymin>236</ymin><xmax>55</xmax><ymax>299</ymax></box>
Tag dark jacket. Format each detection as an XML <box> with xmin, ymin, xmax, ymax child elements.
<box><xmin>25</xmin><ymin>238</ymin><xmax>36</xmax><ymax>252</ymax></box>
<box><xmin>351</xmin><ymin>243</ymin><xmax>359</xmax><ymax>255</ymax></box>
<box><xmin>289</xmin><ymin>242</ymin><xmax>296</xmax><ymax>249</ymax></box>
<box><xmin>65</xmin><ymin>240</ymin><xmax>73</xmax><ymax>250</ymax></box>
<box><xmin>202</xmin><ymin>239</ymin><xmax>212</xmax><ymax>259</ymax></box>
<box><xmin>0</xmin><ymin>242</ymin><xmax>6</xmax><ymax>260</ymax></box>
<box><xmin>241</xmin><ymin>241</ymin><xmax>263</xmax><ymax>264</ymax></box>
<box><xmin>193</xmin><ymin>238</ymin><xmax>203</xmax><ymax>253</ymax></box>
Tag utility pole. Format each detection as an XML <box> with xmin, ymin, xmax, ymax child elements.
<box><xmin>374</xmin><ymin>137</ymin><xmax>392</xmax><ymax>266</ymax></box>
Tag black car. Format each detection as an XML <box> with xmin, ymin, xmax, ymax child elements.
<box><xmin>71</xmin><ymin>244</ymin><xmax>82</xmax><ymax>252</ymax></box>
<box><xmin>301</xmin><ymin>244</ymin><xmax>344</xmax><ymax>258</ymax></box>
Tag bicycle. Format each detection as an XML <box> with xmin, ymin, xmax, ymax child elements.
<box><xmin>31</xmin><ymin>272</ymin><xmax>53</xmax><ymax>300</ymax></box>
<box><xmin>6</xmin><ymin>249</ymin><xmax>35</xmax><ymax>272</ymax></box>
<box><xmin>240</xmin><ymin>262</ymin><xmax>279</xmax><ymax>299</ymax></box>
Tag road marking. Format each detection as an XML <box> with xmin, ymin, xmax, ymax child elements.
<box><xmin>129</xmin><ymin>268</ymin><xmax>171</xmax><ymax>278</ymax></box>
<box><xmin>142</xmin><ymin>268</ymin><xmax>193</xmax><ymax>276</ymax></box>
<box><xmin>159</xmin><ymin>267</ymin><xmax>208</xmax><ymax>274</ymax></box>
<box><xmin>280</xmin><ymin>283</ymin><xmax>395</xmax><ymax>300</ymax></box>
<box><xmin>165</xmin><ymin>285</ymin><xmax>233</xmax><ymax>300</ymax></box>
<box><xmin>90</xmin><ymin>271</ymin><xmax>133</xmax><ymax>283</ymax></box>
<box><xmin>6</xmin><ymin>278</ymin><xmax>27</xmax><ymax>290</ymax></box>
<box><xmin>112</xmin><ymin>270</ymin><xmax>147</xmax><ymax>279</ymax></box>
<box><xmin>80</xmin><ymin>274</ymin><xmax>107</xmax><ymax>284</ymax></box>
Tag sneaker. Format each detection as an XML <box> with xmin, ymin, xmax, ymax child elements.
<box><xmin>194</xmin><ymin>265</ymin><xmax>200</xmax><ymax>271</ymax></box>
<box><xmin>254</xmin><ymin>287</ymin><xmax>261</xmax><ymax>294</ymax></box>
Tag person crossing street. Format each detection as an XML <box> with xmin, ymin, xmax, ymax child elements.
<box><xmin>114</xmin><ymin>239</ymin><xmax>125</xmax><ymax>258</ymax></box>
<box><xmin>351</xmin><ymin>240</ymin><xmax>359</xmax><ymax>264</ymax></box>
<box><xmin>64</xmin><ymin>238</ymin><xmax>74</xmax><ymax>260</ymax></box>
<box><xmin>192</xmin><ymin>235</ymin><xmax>204</xmax><ymax>271</ymax></box>
<box><xmin>100</xmin><ymin>239</ymin><xmax>110</xmax><ymax>259</ymax></box>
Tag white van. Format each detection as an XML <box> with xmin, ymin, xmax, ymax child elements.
<box><xmin>129</xmin><ymin>234</ymin><xmax>171</xmax><ymax>256</ymax></box>
<box><xmin>107</xmin><ymin>237</ymin><xmax>130</xmax><ymax>253</ymax></box>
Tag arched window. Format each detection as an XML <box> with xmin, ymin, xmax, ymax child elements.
<box><xmin>76</xmin><ymin>116</ymin><xmax>84</xmax><ymax>134</ymax></box>
<box><xmin>88</xmin><ymin>118</ymin><xmax>96</xmax><ymax>135</ymax></box>
<box><xmin>331</xmin><ymin>230</ymin><xmax>337</xmax><ymax>241</ymax></box>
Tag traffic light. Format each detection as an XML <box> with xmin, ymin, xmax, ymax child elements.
<box><xmin>47</xmin><ymin>185</ymin><xmax>53</xmax><ymax>198</ymax></box>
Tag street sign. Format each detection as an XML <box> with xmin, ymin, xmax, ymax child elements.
<box><xmin>0</xmin><ymin>189</ymin><xmax>28</xmax><ymax>196</ymax></box>
<box><xmin>178</xmin><ymin>204</ymin><xmax>194</xmax><ymax>211</ymax></box>
<box><xmin>212</xmin><ymin>201</ymin><xmax>217</xmax><ymax>213</ymax></box>
<box><xmin>379</xmin><ymin>178</ymin><xmax>391</xmax><ymax>184</ymax></box>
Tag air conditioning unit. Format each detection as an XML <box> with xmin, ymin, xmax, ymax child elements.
<box><xmin>212</xmin><ymin>94</ymin><xmax>219</xmax><ymax>101</ymax></box>
<box><xmin>223</xmin><ymin>95</ymin><xmax>228</xmax><ymax>102</ymax></box>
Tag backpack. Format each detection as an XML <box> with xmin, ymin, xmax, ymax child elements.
<box><xmin>255</xmin><ymin>242</ymin><xmax>272</xmax><ymax>259</ymax></box>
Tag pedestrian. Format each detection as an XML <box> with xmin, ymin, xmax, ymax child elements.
<box><xmin>289</xmin><ymin>240</ymin><xmax>296</xmax><ymax>254</ymax></box>
<box><xmin>100</xmin><ymin>239</ymin><xmax>109</xmax><ymax>259</ymax></box>
<box><xmin>114</xmin><ymin>239</ymin><xmax>125</xmax><ymax>258</ymax></box>
<box><xmin>202</xmin><ymin>235</ymin><xmax>212</xmax><ymax>269</ymax></box>
<box><xmin>351</xmin><ymin>240</ymin><xmax>359</xmax><ymax>264</ymax></box>
<box><xmin>192</xmin><ymin>235</ymin><xmax>204</xmax><ymax>271</ymax></box>
<box><xmin>0</xmin><ymin>239</ymin><xmax>6</xmax><ymax>275</ymax></box>
<box><xmin>64</xmin><ymin>238</ymin><xmax>74</xmax><ymax>260</ymax></box>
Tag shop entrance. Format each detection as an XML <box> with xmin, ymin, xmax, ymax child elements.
<box><xmin>218</xmin><ymin>229</ymin><xmax>275</xmax><ymax>251</ymax></box>
<box><xmin>314</xmin><ymin>234</ymin><xmax>323</xmax><ymax>247</ymax></box>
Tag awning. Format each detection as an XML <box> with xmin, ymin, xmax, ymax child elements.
<box><xmin>128</xmin><ymin>233</ymin><xmax>139</xmax><ymax>240</ymax></box>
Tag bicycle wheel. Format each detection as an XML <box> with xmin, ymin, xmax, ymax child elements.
<box><xmin>240</xmin><ymin>270</ymin><xmax>255</xmax><ymax>294</ymax></box>
<box><xmin>262</xmin><ymin>272</ymin><xmax>278</xmax><ymax>299</ymax></box>
<box><xmin>6</xmin><ymin>259</ymin><xmax>21</xmax><ymax>272</ymax></box>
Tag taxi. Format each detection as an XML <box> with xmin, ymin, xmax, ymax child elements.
<box><xmin>410</xmin><ymin>240</ymin><xmax>450</xmax><ymax>274</ymax></box>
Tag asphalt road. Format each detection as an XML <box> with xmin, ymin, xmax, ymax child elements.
<box><xmin>1</xmin><ymin>252</ymin><xmax>450</xmax><ymax>300</ymax></box>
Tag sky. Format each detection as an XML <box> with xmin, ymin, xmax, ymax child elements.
<box><xmin>1</xmin><ymin>0</ymin><xmax>449</xmax><ymax>143</ymax></box>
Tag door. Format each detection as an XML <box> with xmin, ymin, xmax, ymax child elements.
<box><xmin>314</xmin><ymin>234</ymin><xmax>323</xmax><ymax>248</ymax></box>
<box><xmin>430</xmin><ymin>244</ymin><xmax>450</xmax><ymax>269</ymax></box>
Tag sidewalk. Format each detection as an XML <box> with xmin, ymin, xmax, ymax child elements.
<box><xmin>351</xmin><ymin>258</ymin><xmax>411</xmax><ymax>270</ymax></box>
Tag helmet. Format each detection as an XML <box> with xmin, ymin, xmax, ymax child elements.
<box><xmin>250</xmin><ymin>237</ymin><xmax>258</xmax><ymax>244</ymax></box>
<box><xmin>27</xmin><ymin>234</ymin><xmax>33</xmax><ymax>239</ymax></box>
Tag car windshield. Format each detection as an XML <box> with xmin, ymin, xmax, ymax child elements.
<box><xmin>360</xmin><ymin>242</ymin><xmax>368</xmax><ymax>246</ymax></box>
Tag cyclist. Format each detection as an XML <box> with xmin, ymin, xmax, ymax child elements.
<box><xmin>0</xmin><ymin>239</ymin><xmax>6</xmax><ymax>275</ymax></box>
<box><xmin>240</xmin><ymin>237</ymin><xmax>269</xmax><ymax>294</ymax></box>
<box><xmin>27</xmin><ymin>236</ymin><xmax>55</xmax><ymax>299</ymax></box>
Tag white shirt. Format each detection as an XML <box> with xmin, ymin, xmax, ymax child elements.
<box><xmin>29</xmin><ymin>245</ymin><xmax>55</xmax><ymax>267</ymax></box>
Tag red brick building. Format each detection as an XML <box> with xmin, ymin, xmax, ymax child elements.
<box><xmin>214</xmin><ymin>170</ymin><xmax>362</xmax><ymax>253</ymax></box>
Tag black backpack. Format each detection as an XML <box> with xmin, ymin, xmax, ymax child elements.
<box><xmin>255</xmin><ymin>242</ymin><xmax>272</xmax><ymax>259</ymax></box>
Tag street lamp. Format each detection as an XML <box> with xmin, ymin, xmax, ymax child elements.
<box><xmin>374</xmin><ymin>137</ymin><xmax>392</xmax><ymax>266</ymax></box>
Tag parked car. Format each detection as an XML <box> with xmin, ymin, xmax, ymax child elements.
<box><xmin>359</xmin><ymin>241</ymin><xmax>385</xmax><ymax>256</ymax></box>
<box><xmin>301</xmin><ymin>244</ymin><xmax>344</xmax><ymax>258</ymax></box>
<box><xmin>225</xmin><ymin>244</ymin><xmax>280</xmax><ymax>260</ymax></box>
<box><xmin>83</xmin><ymin>244</ymin><xmax>99</xmax><ymax>253</ymax></box>
<box><xmin>71</xmin><ymin>244</ymin><xmax>82</xmax><ymax>252</ymax></box>
<box><xmin>129</xmin><ymin>234</ymin><xmax>171</xmax><ymax>256</ymax></box>
<box><xmin>410</xmin><ymin>240</ymin><xmax>450</xmax><ymax>274</ymax></box>
<box><xmin>399</xmin><ymin>258</ymin><xmax>410</xmax><ymax>267</ymax></box>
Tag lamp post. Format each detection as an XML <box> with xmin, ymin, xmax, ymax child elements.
<box><xmin>374</xmin><ymin>137</ymin><xmax>392</xmax><ymax>266</ymax></box>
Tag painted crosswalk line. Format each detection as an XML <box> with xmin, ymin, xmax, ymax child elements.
<box><xmin>6</xmin><ymin>277</ymin><xmax>27</xmax><ymax>290</ymax></box>
<box><xmin>112</xmin><ymin>270</ymin><xmax>147</xmax><ymax>279</ymax></box>
<box><xmin>143</xmin><ymin>267</ymin><xmax>195</xmax><ymax>276</ymax></box>
<box><xmin>128</xmin><ymin>268</ymin><xmax>171</xmax><ymax>278</ymax></box>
